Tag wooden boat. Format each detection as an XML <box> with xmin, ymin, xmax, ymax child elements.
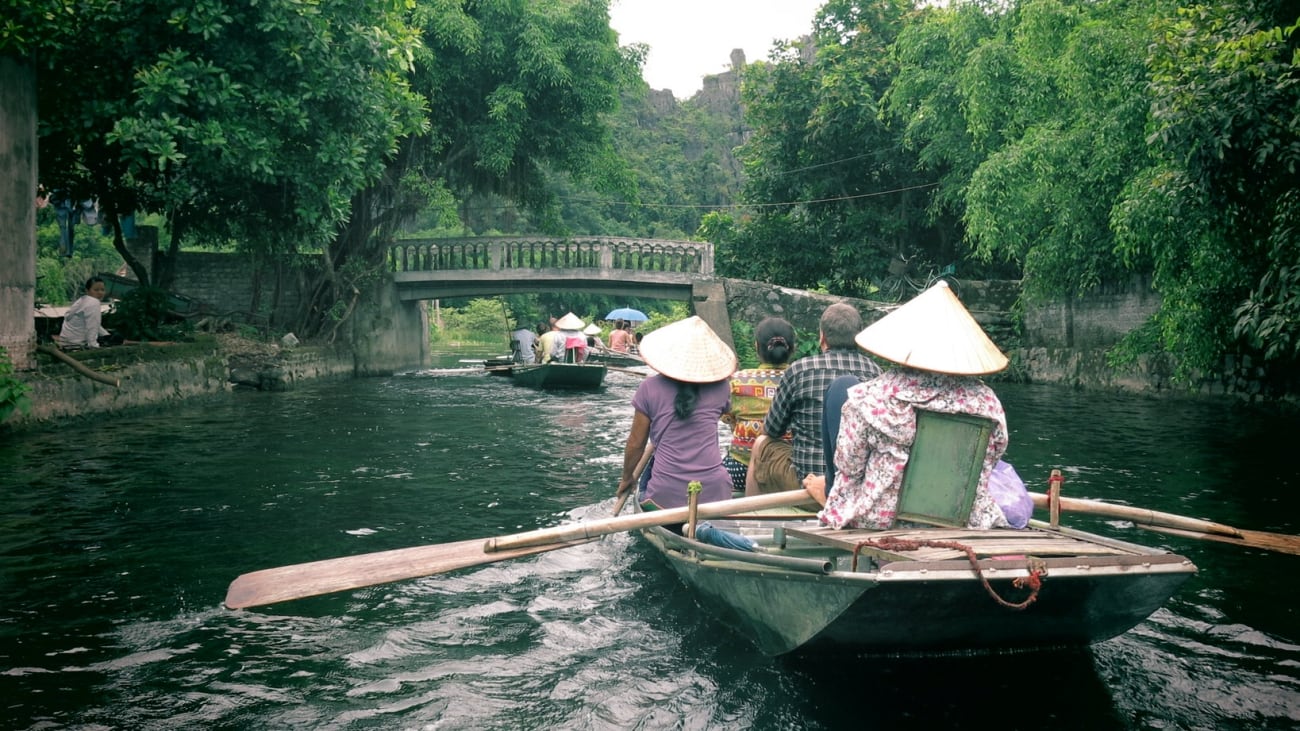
<box><xmin>499</xmin><ymin>361</ymin><xmax>607</xmax><ymax>389</ymax></box>
<box><xmin>632</xmin><ymin>410</ymin><xmax>1195</xmax><ymax>656</ymax></box>
<box><xmin>636</xmin><ymin>513</ymin><xmax>1196</xmax><ymax>656</ymax></box>
<box><xmin>585</xmin><ymin>348</ymin><xmax>646</xmax><ymax>368</ymax></box>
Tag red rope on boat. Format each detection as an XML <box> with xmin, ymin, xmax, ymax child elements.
<box><xmin>852</xmin><ymin>536</ymin><xmax>1045</xmax><ymax>610</ymax></box>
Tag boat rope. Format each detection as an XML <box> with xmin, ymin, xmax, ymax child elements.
<box><xmin>851</xmin><ymin>537</ymin><xmax>1046</xmax><ymax>610</ymax></box>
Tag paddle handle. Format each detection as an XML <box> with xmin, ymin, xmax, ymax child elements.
<box><xmin>486</xmin><ymin>490</ymin><xmax>816</xmax><ymax>552</ymax></box>
<box><xmin>612</xmin><ymin>443</ymin><xmax>655</xmax><ymax>516</ymax></box>
<box><xmin>1030</xmin><ymin>492</ymin><xmax>1243</xmax><ymax>538</ymax></box>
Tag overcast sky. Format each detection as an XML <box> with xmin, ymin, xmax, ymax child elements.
<box><xmin>608</xmin><ymin>0</ymin><xmax>824</xmax><ymax>98</ymax></box>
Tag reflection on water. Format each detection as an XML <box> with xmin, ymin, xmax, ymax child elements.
<box><xmin>0</xmin><ymin>372</ymin><xmax>1297</xmax><ymax>729</ymax></box>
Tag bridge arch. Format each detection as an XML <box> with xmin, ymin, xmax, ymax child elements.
<box><xmin>386</xmin><ymin>236</ymin><xmax>732</xmax><ymax>348</ymax></box>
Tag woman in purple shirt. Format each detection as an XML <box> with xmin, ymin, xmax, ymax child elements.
<box><xmin>616</xmin><ymin>316</ymin><xmax>738</xmax><ymax>511</ymax></box>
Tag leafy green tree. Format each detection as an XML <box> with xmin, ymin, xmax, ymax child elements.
<box><xmin>1113</xmin><ymin>3</ymin><xmax>1299</xmax><ymax>381</ymax></box>
<box><xmin>725</xmin><ymin>0</ymin><xmax>951</xmax><ymax>295</ymax></box>
<box><xmin>318</xmin><ymin>0</ymin><xmax>641</xmax><ymax>336</ymax></box>
<box><xmin>28</xmin><ymin>0</ymin><xmax>424</xmax><ymax>299</ymax></box>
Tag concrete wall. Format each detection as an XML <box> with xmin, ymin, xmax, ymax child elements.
<box><xmin>13</xmin><ymin>343</ymin><xmax>355</xmax><ymax>427</ymax></box>
<box><xmin>166</xmin><ymin>251</ymin><xmax>307</xmax><ymax>326</ymax></box>
<box><xmin>351</xmin><ymin>278</ymin><xmax>429</xmax><ymax>375</ymax></box>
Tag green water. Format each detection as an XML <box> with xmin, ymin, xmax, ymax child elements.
<box><xmin>1</xmin><ymin>358</ymin><xmax>1297</xmax><ymax>729</ymax></box>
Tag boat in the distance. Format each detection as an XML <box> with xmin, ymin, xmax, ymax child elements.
<box><xmin>585</xmin><ymin>348</ymin><xmax>646</xmax><ymax>368</ymax></box>
<box><xmin>482</xmin><ymin>356</ymin><xmax>606</xmax><ymax>389</ymax></box>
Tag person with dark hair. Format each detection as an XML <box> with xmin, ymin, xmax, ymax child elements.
<box><xmin>806</xmin><ymin>282</ymin><xmax>1011</xmax><ymax>530</ymax></box>
<box><xmin>57</xmin><ymin>277</ymin><xmax>114</xmax><ymax>349</ymax></box>
<box><xmin>608</xmin><ymin>319</ymin><xmax>632</xmax><ymax>352</ymax></box>
<box><xmin>746</xmin><ymin>303</ymin><xmax>881</xmax><ymax>495</ymax></box>
<box><xmin>616</xmin><ymin>316</ymin><xmax>738</xmax><ymax>511</ymax></box>
<box><xmin>721</xmin><ymin>317</ymin><xmax>796</xmax><ymax>493</ymax></box>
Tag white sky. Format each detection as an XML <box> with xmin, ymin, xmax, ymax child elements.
<box><xmin>608</xmin><ymin>0</ymin><xmax>824</xmax><ymax>98</ymax></box>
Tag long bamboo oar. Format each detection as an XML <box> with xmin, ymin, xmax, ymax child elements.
<box><xmin>225</xmin><ymin>489</ymin><xmax>815</xmax><ymax>610</ymax></box>
<box><xmin>485</xmin><ymin>490</ymin><xmax>813</xmax><ymax>552</ymax></box>
<box><xmin>1030</xmin><ymin>492</ymin><xmax>1300</xmax><ymax>556</ymax></box>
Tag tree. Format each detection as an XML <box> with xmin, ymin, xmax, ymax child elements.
<box><xmin>30</xmin><ymin>0</ymin><xmax>424</xmax><ymax>295</ymax></box>
<box><xmin>1113</xmin><ymin>3</ymin><xmax>1300</xmax><ymax>382</ymax></box>
<box><xmin>309</xmin><ymin>0</ymin><xmax>641</xmax><ymax>336</ymax></box>
<box><xmin>725</xmin><ymin>0</ymin><xmax>951</xmax><ymax>295</ymax></box>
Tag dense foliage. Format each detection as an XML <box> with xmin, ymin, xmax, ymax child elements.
<box><xmin>721</xmin><ymin>0</ymin><xmax>1298</xmax><ymax>385</ymax></box>
<box><xmin>9</xmin><ymin>0</ymin><xmax>1296</xmax><ymax>387</ymax></box>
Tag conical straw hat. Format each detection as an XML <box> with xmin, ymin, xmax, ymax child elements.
<box><xmin>555</xmin><ymin>312</ymin><xmax>585</xmax><ymax>330</ymax></box>
<box><xmin>639</xmin><ymin>316</ymin><xmax>738</xmax><ymax>383</ymax></box>
<box><xmin>583</xmin><ymin>323</ymin><xmax>602</xmax><ymax>335</ymax></box>
<box><xmin>855</xmin><ymin>281</ymin><xmax>1008</xmax><ymax>375</ymax></box>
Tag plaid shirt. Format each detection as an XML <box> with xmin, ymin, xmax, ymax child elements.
<box><xmin>763</xmin><ymin>349</ymin><xmax>881</xmax><ymax>479</ymax></box>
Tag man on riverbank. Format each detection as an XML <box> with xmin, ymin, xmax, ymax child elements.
<box><xmin>746</xmin><ymin>302</ymin><xmax>880</xmax><ymax>495</ymax></box>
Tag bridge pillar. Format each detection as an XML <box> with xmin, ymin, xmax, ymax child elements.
<box><xmin>690</xmin><ymin>280</ymin><xmax>734</xmax><ymax>353</ymax></box>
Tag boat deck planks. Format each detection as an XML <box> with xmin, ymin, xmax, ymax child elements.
<box><xmin>785</xmin><ymin>525</ymin><xmax>1154</xmax><ymax>563</ymax></box>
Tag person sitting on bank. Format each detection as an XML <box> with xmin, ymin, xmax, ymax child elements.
<box><xmin>57</xmin><ymin>276</ymin><xmax>117</xmax><ymax>349</ymax></box>
<box><xmin>745</xmin><ymin>303</ymin><xmax>881</xmax><ymax>496</ymax></box>
<box><xmin>722</xmin><ymin>317</ymin><xmax>796</xmax><ymax>493</ymax></box>
<box><xmin>803</xmin><ymin>281</ymin><xmax>1011</xmax><ymax>530</ymax></box>
<box><xmin>616</xmin><ymin>316</ymin><xmax>737</xmax><ymax>512</ymax></box>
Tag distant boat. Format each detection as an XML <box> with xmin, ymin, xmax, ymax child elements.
<box><xmin>483</xmin><ymin>358</ymin><xmax>606</xmax><ymax>389</ymax></box>
<box><xmin>585</xmin><ymin>348</ymin><xmax>646</xmax><ymax>368</ymax></box>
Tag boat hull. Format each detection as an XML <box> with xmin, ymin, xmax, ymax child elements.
<box><xmin>508</xmin><ymin>362</ymin><xmax>606</xmax><ymax>389</ymax></box>
<box><xmin>640</xmin><ymin>522</ymin><xmax>1195</xmax><ymax>656</ymax></box>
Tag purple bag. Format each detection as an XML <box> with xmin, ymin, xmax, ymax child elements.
<box><xmin>988</xmin><ymin>460</ymin><xmax>1033</xmax><ymax>529</ymax></box>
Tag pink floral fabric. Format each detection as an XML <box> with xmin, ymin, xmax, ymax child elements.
<box><xmin>820</xmin><ymin>368</ymin><xmax>1009</xmax><ymax>530</ymax></box>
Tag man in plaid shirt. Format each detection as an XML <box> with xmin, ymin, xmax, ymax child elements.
<box><xmin>746</xmin><ymin>303</ymin><xmax>881</xmax><ymax>494</ymax></box>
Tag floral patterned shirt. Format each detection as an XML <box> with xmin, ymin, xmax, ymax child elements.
<box><xmin>820</xmin><ymin>368</ymin><xmax>1010</xmax><ymax>530</ymax></box>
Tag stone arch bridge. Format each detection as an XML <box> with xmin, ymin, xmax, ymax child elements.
<box><xmin>385</xmin><ymin>235</ymin><xmax>731</xmax><ymax>345</ymax></box>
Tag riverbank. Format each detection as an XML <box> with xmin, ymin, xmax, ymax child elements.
<box><xmin>8</xmin><ymin>334</ymin><xmax>355</xmax><ymax>431</ymax></box>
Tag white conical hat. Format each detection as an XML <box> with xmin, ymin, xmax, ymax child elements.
<box><xmin>583</xmin><ymin>323</ymin><xmax>601</xmax><ymax>335</ymax></box>
<box><xmin>855</xmin><ymin>281</ymin><xmax>1008</xmax><ymax>375</ymax></box>
<box><xmin>555</xmin><ymin>312</ymin><xmax>585</xmax><ymax>330</ymax></box>
<box><xmin>639</xmin><ymin>316</ymin><xmax>738</xmax><ymax>383</ymax></box>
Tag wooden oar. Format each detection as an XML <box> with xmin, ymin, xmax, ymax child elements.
<box><xmin>224</xmin><ymin>536</ymin><xmax>597</xmax><ymax>609</ymax></box>
<box><xmin>226</xmin><ymin>489</ymin><xmax>815</xmax><ymax>609</ymax></box>
<box><xmin>1030</xmin><ymin>492</ymin><xmax>1300</xmax><ymax>556</ymax></box>
<box><xmin>485</xmin><ymin>489</ymin><xmax>814</xmax><ymax>552</ymax></box>
<box><xmin>611</xmin><ymin>442</ymin><xmax>655</xmax><ymax>516</ymax></box>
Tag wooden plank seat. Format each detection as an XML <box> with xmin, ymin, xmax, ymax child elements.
<box><xmin>784</xmin><ymin>525</ymin><xmax>1150</xmax><ymax>564</ymax></box>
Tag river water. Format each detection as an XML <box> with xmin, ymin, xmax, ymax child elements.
<box><xmin>2</xmin><ymin>353</ymin><xmax>1298</xmax><ymax>730</ymax></box>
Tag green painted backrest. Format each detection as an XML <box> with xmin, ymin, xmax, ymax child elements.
<box><xmin>895</xmin><ymin>409</ymin><xmax>995</xmax><ymax>528</ymax></box>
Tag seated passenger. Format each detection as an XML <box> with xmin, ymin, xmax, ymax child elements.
<box><xmin>804</xmin><ymin>282</ymin><xmax>1011</xmax><ymax>530</ymax></box>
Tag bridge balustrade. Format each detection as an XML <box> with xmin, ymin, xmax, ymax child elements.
<box><xmin>388</xmin><ymin>237</ymin><xmax>713</xmax><ymax>276</ymax></box>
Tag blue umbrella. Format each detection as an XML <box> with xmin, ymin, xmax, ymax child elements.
<box><xmin>605</xmin><ymin>307</ymin><xmax>648</xmax><ymax>322</ymax></box>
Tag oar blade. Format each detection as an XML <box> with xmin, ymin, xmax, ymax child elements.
<box><xmin>225</xmin><ymin>537</ymin><xmax>595</xmax><ymax>609</ymax></box>
<box><xmin>1140</xmin><ymin>524</ymin><xmax>1300</xmax><ymax>556</ymax></box>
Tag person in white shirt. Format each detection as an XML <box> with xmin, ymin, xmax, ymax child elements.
<box><xmin>58</xmin><ymin>277</ymin><xmax>112</xmax><ymax>349</ymax></box>
<box><xmin>511</xmin><ymin>324</ymin><xmax>538</xmax><ymax>363</ymax></box>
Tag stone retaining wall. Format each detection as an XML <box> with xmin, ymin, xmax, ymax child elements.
<box><xmin>12</xmin><ymin>342</ymin><xmax>354</xmax><ymax>429</ymax></box>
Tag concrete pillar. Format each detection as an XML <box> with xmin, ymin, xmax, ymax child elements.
<box><xmin>690</xmin><ymin>279</ymin><xmax>734</xmax><ymax>352</ymax></box>
<box><xmin>0</xmin><ymin>55</ymin><xmax>37</xmax><ymax>370</ymax></box>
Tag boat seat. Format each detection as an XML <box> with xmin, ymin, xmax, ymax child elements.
<box><xmin>894</xmin><ymin>409</ymin><xmax>996</xmax><ymax>528</ymax></box>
